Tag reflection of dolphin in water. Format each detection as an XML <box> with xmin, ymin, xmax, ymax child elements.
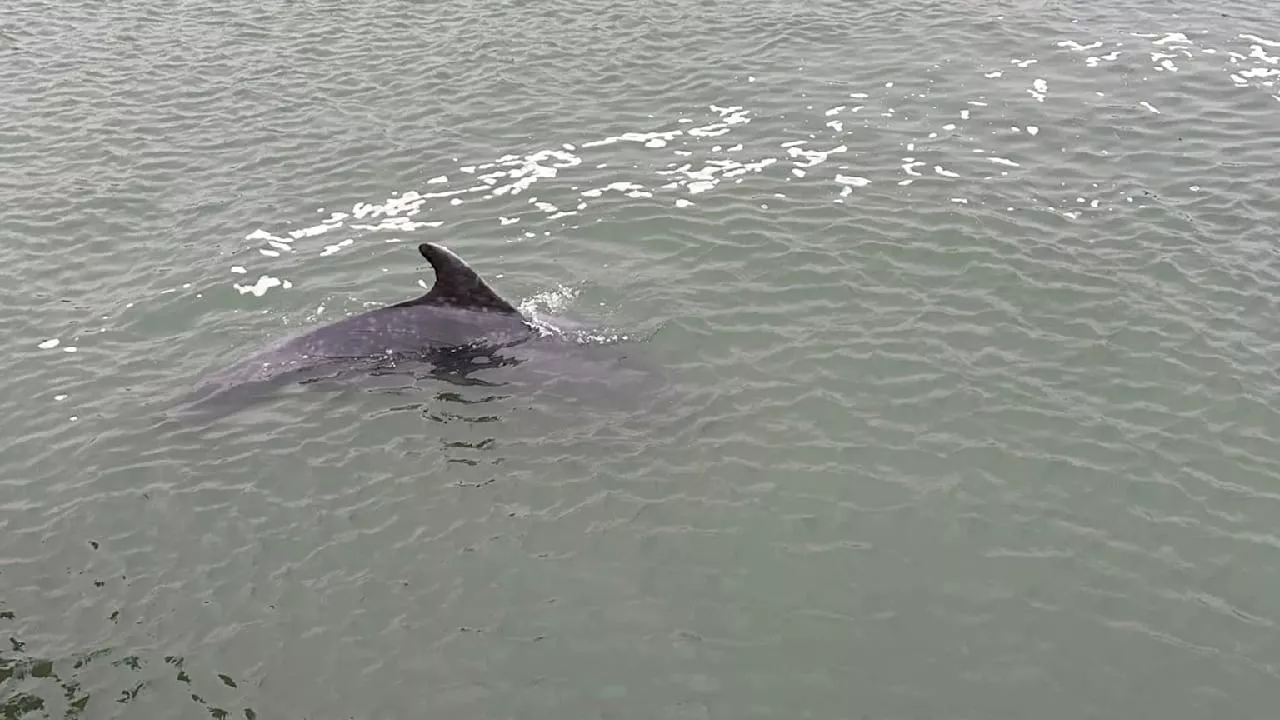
<box><xmin>179</xmin><ymin>242</ymin><xmax>651</xmax><ymax>418</ymax></box>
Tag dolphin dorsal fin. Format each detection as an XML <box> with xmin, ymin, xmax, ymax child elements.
<box><xmin>398</xmin><ymin>242</ymin><xmax>522</xmax><ymax>315</ymax></box>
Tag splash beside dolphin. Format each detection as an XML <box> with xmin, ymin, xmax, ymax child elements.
<box><xmin>181</xmin><ymin>242</ymin><xmax>564</xmax><ymax>415</ymax></box>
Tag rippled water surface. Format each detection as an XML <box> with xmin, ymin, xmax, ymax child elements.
<box><xmin>4</xmin><ymin>0</ymin><xmax>1280</xmax><ymax>717</ymax></box>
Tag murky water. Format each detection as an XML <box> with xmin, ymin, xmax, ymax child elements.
<box><xmin>4</xmin><ymin>1</ymin><xmax>1280</xmax><ymax>718</ymax></box>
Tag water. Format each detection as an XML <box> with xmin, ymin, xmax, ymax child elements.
<box><xmin>4</xmin><ymin>0</ymin><xmax>1280</xmax><ymax>717</ymax></box>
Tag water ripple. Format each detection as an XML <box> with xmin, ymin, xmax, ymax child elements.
<box><xmin>5</xmin><ymin>1</ymin><xmax>1280</xmax><ymax>717</ymax></box>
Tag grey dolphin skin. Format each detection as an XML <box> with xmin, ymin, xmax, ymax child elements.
<box><xmin>182</xmin><ymin>242</ymin><xmax>539</xmax><ymax>413</ymax></box>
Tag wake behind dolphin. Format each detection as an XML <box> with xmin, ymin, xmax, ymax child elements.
<box><xmin>178</xmin><ymin>241</ymin><xmax>624</xmax><ymax>418</ymax></box>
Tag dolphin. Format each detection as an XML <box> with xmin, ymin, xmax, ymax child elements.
<box><xmin>180</xmin><ymin>242</ymin><xmax>548</xmax><ymax>415</ymax></box>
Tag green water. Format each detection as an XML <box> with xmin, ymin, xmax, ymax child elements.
<box><xmin>4</xmin><ymin>1</ymin><xmax>1280</xmax><ymax>718</ymax></box>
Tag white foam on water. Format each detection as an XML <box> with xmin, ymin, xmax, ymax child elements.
<box><xmin>582</xmin><ymin>181</ymin><xmax>647</xmax><ymax>198</ymax></box>
<box><xmin>788</xmin><ymin>144</ymin><xmax>846</xmax><ymax>167</ymax></box>
<box><xmin>1029</xmin><ymin>78</ymin><xmax>1049</xmax><ymax>102</ymax></box>
<box><xmin>835</xmin><ymin>174</ymin><xmax>871</xmax><ymax>187</ymax></box>
<box><xmin>234</xmin><ymin>275</ymin><xmax>285</xmax><ymax>297</ymax></box>
<box><xmin>518</xmin><ymin>285</ymin><xmax>582</xmax><ymax>333</ymax></box>
<box><xmin>1058</xmin><ymin>40</ymin><xmax>1104</xmax><ymax>51</ymax></box>
<box><xmin>351</xmin><ymin>217</ymin><xmax>438</xmax><ymax>232</ymax></box>
<box><xmin>286</xmin><ymin>223</ymin><xmax>338</xmax><ymax>239</ymax></box>
<box><xmin>1241</xmin><ymin>33</ymin><xmax>1280</xmax><ymax>48</ymax></box>
<box><xmin>219</xmin><ymin>41</ymin><xmax>1280</xmax><ymax>325</ymax></box>
<box><xmin>320</xmin><ymin>238</ymin><xmax>354</xmax><ymax>257</ymax></box>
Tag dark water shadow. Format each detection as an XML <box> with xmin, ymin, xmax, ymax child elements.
<box><xmin>1</xmin><ymin>604</ymin><xmax>256</xmax><ymax>720</ymax></box>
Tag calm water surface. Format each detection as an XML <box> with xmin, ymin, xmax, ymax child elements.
<box><xmin>4</xmin><ymin>1</ymin><xmax>1280</xmax><ymax>718</ymax></box>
